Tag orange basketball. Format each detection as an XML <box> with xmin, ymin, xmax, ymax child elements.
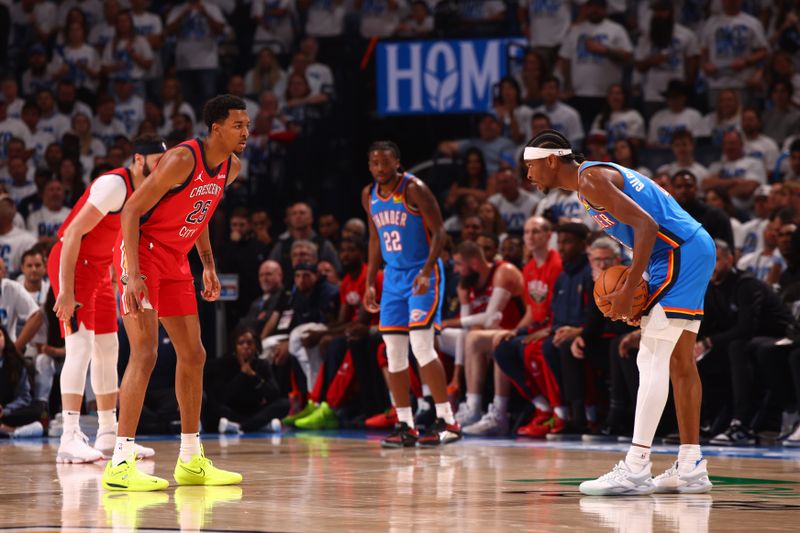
<box><xmin>593</xmin><ymin>265</ymin><xmax>649</xmax><ymax>319</ymax></box>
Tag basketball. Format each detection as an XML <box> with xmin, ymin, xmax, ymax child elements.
<box><xmin>593</xmin><ymin>265</ymin><xmax>649</xmax><ymax>319</ymax></box>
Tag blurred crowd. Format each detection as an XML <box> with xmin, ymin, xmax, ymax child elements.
<box><xmin>2</xmin><ymin>0</ymin><xmax>800</xmax><ymax>448</ymax></box>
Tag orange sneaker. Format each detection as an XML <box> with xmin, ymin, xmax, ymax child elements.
<box><xmin>517</xmin><ymin>411</ymin><xmax>565</xmax><ymax>438</ymax></box>
<box><xmin>365</xmin><ymin>408</ymin><xmax>397</xmax><ymax>429</ymax></box>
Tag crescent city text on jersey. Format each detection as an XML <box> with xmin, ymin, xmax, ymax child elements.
<box><xmin>189</xmin><ymin>182</ymin><xmax>223</xmax><ymax>198</ymax></box>
<box><xmin>371</xmin><ymin>209</ymin><xmax>409</xmax><ymax>229</ymax></box>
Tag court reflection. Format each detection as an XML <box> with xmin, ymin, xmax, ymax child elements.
<box><xmin>174</xmin><ymin>486</ymin><xmax>243</xmax><ymax>532</ymax></box>
<box><xmin>579</xmin><ymin>494</ymin><xmax>711</xmax><ymax>533</ymax></box>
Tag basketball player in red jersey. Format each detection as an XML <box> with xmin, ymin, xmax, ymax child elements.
<box><xmin>50</xmin><ymin>134</ymin><xmax>165</xmax><ymax>464</ymax></box>
<box><xmin>102</xmin><ymin>95</ymin><xmax>248</xmax><ymax>491</ymax></box>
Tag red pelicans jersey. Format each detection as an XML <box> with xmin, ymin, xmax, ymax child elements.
<box><xmin>57</xmin><ymin>167</ymin><xmax>133</xmax><ymax>261</ymax></box>
<box><xmin>468</xmin><ymin>261</ymin><xmax>524</xmax><ymax>329</ymax></box>
<box><xmin>140</xmin><ymin>139</ymin><xmax>230</xmax><ymax>254</ymax></box>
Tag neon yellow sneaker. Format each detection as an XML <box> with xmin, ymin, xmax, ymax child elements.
<box><xmin>102</xmin><ymin>491</ymin><xmax>169</xmax><ymax>529</ymax></box>
<box><xmin>175</xmin><ymin>486</ymin><xmax>243</xmax><ymax>530</ymax></box>
<box><xmin>102</xmin><ymin>456</ymin><xmax>169</xmax><ymax>491</ymax></box>
<box><xmin>173</xmin><ymin>446</ymin><xmax>242</xmax><ymax>486</ymax></box>
<box><xmin>282</xmin><ymin>400</ymin><xmax>317</xmax><ymax>427</ymax></box>
<box><xmin>295</xmin><ymin>401</ymin><xmax>339</xmax><ymax>430</ymax></box>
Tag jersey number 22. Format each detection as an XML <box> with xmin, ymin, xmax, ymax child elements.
<box><xmin>383</xmin><ymin>230</ymin><xmax>402</xmax><ymax>252</ymax></box>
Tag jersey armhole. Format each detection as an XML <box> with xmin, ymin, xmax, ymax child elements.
<box><xmin>401</xmin><ymin>176</ymin><xmax>421</xmax><ymax>215</ymax></box>
<box><xmin>166</xmin><ymin>144</ymin><xmax>197</xmax><ymax>196</ymax></box>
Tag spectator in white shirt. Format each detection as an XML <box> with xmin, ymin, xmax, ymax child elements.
<box><xmin>166</xmin><ymin>1</ymin><xmax>227</xmax><ymax>114</ymax></box>
<box><xmin>227</xmin><ymin>76</ymin><xmax>259</xmax><ymax>122</ymax></box>
<box><xmin>34</xmin><ymin>90</ymin><xmax>70</xmax><ymax>142</ymax></box>
<box><xmin>763</xmin><ymin>80</ymin><xmax>800</xmax><ymax>146</ymax></box>
<box><xmin>737</xmin><ymin>210</ymin><xmax>789</xmax><ymax>284</ymax></box>
<box><xmin>739</xmin><ymin>185</ymin><xmax>776</xmax><ymax>256</ymax></box>
<box><xmin>701</xmin><ymin>0</ymin><xmax>768</xmax><ymax>106</ymax></box>
<box><xmin>102</xmin><ymin>10</ymin><xmax>155</xmax><ymax>88</ymax></box>
<box><xmin>87</xmin><ymin>0</ymin><xmax>119</xmax><ymax>51</ymax></box>
<box><xmin>0</xmin><ymin>196</ymin><xmax>37</xmax><ymax>276</ymax></box>
<box><xmin>589</xmin><ymin>84</ymin><xmax>645</xmax><ymax>148</ymax></box>
<box><xmin>298</xmin><ymin>0</ymin><xmax>346</xmax><ymax>39</ymax></box>
<box><xmin>531</xmin><ymin>77</ymin><xmax>584</xmax><ymax>148</ymax></box>
<box><xmin>51</xmin><ymin>21</ymin><xmax>100</xmax><ymax>95</ymax></box>
<box><xmin>705</xmin><ymin>129</ymin><xmax>766</xmax><ymax>206</ymax></box>
<box><xmin>517</xmin><ymin>0</ymin><xmax>573</xmax><ymax>70</ymax></box>
<box><xmin>111</xmin><ymin>78</ymin><xmax>145</xmax><ymax>137</ymax></box>
<box><xmin>131</xmin><ymin>0</ymin><xmax>165</xmax><ymax>96</ymax></box>
<box><xmin>699</xmin><ymin>88</ymin><xmax>741</xmax><ymax>147</ymax></box>
<box><xmin>646</xmin><ymin>80</ymin><xmax>703</xmax><ymax>148</ymax></box>
<box><xmin>0</xmin><ymin>98</ymin><xmax>33</xmax><ymax>162</ymax></box>
<box><xmin>20</xmin><ymin>103</ymin><xmax>55</xmax><ymax>169</ymax></box>
<box><xmin>558</xmin><ymin>0</ymin><xmax>633</xmax><ymax>127</ymax></box>
<box><xmin>487</xmin><ymin>164</ymin><xmax>539</xmax><ymax>234</ymax></box>
<box><xmin>356</xmin><ymin>0</ymin><xmax>406</xmax><ymax>38</ymax></box>
<box><xmin>21</xmin><ymin>45</ymin><xmax>56</xmax><ymax>97</ymax></box>
<box><xmin>54</xmin><ymin>81</ymin><xmax>93</xmax><ymax>121</ymax></box>
<box><xmin>634</xmin><ymin>1</ymin><xmax>700</xmax><ymax>118</ymax></box>
<box><xmin>92</xmin><ymin>95</ymin><xmax>127</xmax><ymax>150</ymax></box>
<box><xmin>251</xmin><ymin>0</ymin><xmax>295</xmax><ymax>54</ymax></box>
<box><xmin>26</xmin><ymin>179</ymin><xmax>70</xmax><ymax>245</ymax></box>
<box><xmin>299</xmin><ymin>38</ymin><xmax>335</xmax><ymax>98</ymax></box>
<box><xmin>741</xmin><ymin>106</ymin><xmax>779</xmax><ymax>176</ymax></box>
<box><xmin>6</xmin><ymin>158</ymin><xmax>36</xmax><ymax>205</ymax></box>
<box><xmin>245</xmin><ymin>48</ymin><xmax>288</xmax><ymax>101</ymax></box>
<box><xmin>656</xmin><ymin>129</ymin><xmax>709</xmax><ymax>184</ymax></box>
<box><xmin>437</xmin><ymin>114</ymin><xmax>517</xmax><ymax>174</ymax></box>
<box><xmin>1</xmin><ymin>79</ymin><xmax>24</xmax><ymax>121</ymax></box>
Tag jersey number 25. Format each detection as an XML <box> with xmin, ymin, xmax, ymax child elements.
<box><xmin>186</xmin><ymin>200</ymin><xmax>212</xmax><ymax>225</ymax></box>
<box><xmin>383</xmin><ymin>230</ymin><xmax>402</xmax><ymax>252</ymax></box>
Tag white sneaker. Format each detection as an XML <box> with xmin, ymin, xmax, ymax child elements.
<box><xmin>13</xmin><ymin>421</ymin><xmax>44</xmax><ymax>438</ymax></box>
<box><xmin>462</xmin><ymin>405</ymin><xmax>509</xmax><ymax>436</ymax></box>
<box><xmin>94</xmin><ymin>427</ymin><xmax>156</xmax><ymax>459</ymax></box>
<box><xmin>579</xmin><ymin>461</ymin><xmax>655</xmax><ymax>496</ymax></box>
<box><xmin>455</xmin><ymin>402</ymin><xmax>481</xmax><ymax>427</ymax></box>
<box><xmin>653</xmin><ymin>460</ymin><xmax>713</xmax><ymax>494</ymax></box>
<box><xmin>783</xmin><ymin>423</ymin><xmax>800</xmax><ymax>447</ymax></box>
<box><xmin>58</xmin><ymin>430</ymin><xmax>104</xmax><ymax>463</ymax></box>
<box><xmin>218</xmin><ymin>417</ymin><xmax>242</xmax><ymax>435</ymax></box>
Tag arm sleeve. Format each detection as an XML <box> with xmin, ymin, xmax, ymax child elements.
<box><xmin>459</xmin><ymin>287</ymin><xmax>511</xmax><ymax>328</ymax></box>
<box><xmin>87</xmin><ymin>174</ymin><xmax>127</xmax><ymax>215</ymax></box>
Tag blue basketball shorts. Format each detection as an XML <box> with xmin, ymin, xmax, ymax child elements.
<box><xmin>643</xmin><ymin>228</ymin><xmax>716</xmax><ymax>321</ymax></box>
<box><xmin>379</xmin><ymin>260</ymin><xmax>444</xmax><ymax>334</ymax></box>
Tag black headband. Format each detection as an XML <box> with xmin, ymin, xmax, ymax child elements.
<box><xmin>133</xmin><ymin>141</ymin><xmax>167</xmax><ymax>155</ymax></box>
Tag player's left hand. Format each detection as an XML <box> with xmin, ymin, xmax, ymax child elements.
<box><xmin>412</xmin><ymin>270</ymin><xmax>430</xmax><ymax>295</ymax></box>
<box><xmin>201</xmin><ymin>269</ymin><xmax>221</xmax><ymax>302</ymax></box>
<box><xmin>598</xmin><ymin>287</ymin><xmax>634</xmax><ymax>321</ymax></box>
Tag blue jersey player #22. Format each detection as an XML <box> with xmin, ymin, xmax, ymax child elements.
<box><xmin>577</xmin><ymin>161</ymin><xmax>716</xmax><ymax>321</ymax></box>
<box><xmin>370</xmin><ymin>172</ymin><xmax>444</xmax><ymax>334</ymax></box>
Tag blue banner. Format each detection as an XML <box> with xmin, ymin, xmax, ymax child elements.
<box><xmin>377</xmin><ymin>38</ymin><xmax>525</xmax><ymax>116</ymax></box>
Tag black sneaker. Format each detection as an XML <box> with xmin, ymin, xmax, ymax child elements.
<box><xmin>381</xmin><ymin>422</ymin><xmax>419</xmax><ymax>448</ymax></box>
<box><xmin>709</xmin><ymin>421</ymin><xmax>757</xmax><ymax>446</ymax></box>
<box><xmin>417</xmin><ymin>418</ymin><xmax>462</xmax><ymax>447</ymax></box>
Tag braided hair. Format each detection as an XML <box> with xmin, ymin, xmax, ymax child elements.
<box><xmin>368</xmin><ymin>141</ymin><xmax>401</xmax><ymax>160</ymax></box>
<box><xmin>526</xmin><ymin>129</ymin><xmax>585</xmax><ymax>164</ymax></box>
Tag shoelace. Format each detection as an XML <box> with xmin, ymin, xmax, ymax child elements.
<box><xmin>76</xmin><ymin>431</ymin><xmax>90</xmax><ymax>444</ymax></box>
<box><xmin>654</xmin><ymin>462</ymin><xmax>678</xmax><ymax>481</ymax></box>
<box><xmin>597</xmin><ymin>462</ymin><xmax>629</xmax><ymax>482</ymax></box>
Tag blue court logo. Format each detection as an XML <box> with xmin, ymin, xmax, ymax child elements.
<box><xmin>377</xmin><ymin>38</ymin><xmax>524</xmax><ymax>116</ymax></box>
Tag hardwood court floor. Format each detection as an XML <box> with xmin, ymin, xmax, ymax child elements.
<box><xmin>1</xmin><ymin>431</ymin><xmax>799</xmax><ymax>532</ymax></box>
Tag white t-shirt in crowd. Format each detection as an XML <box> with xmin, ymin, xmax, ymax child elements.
<box><xmin>0</xmin><ymin>278</ymin><xmax>40</xmax><ymax>342</ymax></box>
<box><xmin>28</xmin><ymin>130</ymin><xmax>56</xmax><ymax>167</ymax></box>
<box><xmin>0</xmin><ymin>227</ymin><xmax>38</xmax><ymax>274</ymax></box>
<box><xmin>304</xmin><ymin>0</ymin><xmax>346</xmax><ymax>37</ymax></box>
<box><xmin>102</xmin><ymin>36</ymin><xmax>155</xmax><ymax>81</ymax></box>
<box><xmin>9</xmin><ymin>183</ymin><xmax>37</xmax><ymax>205</ymax></box>
<box><xmin>559</xmin><ymin>18</ymin><xmax>633</xmax><ymax>97</ymax></box>
<box><xmin>38</xmin><ymin>112</ymin><xmax>71</xmax><ymax>141</ymax></box>
<box><xmin>18</xmin><ymin>277</ymin><xmax>50</xmax><ymax>354</ymax></box>
<box><xmin>708</xmin><ymin>155</ymin><xmax>767</xmax><ymax>184</ymax></box>
<box><xmin>634</xmin><ymin>23</ymin><xmax>699</xmax><ymax>103</ymax></box>
<box><xmin>93</xmin><ymin>117</ymin><xmax>128</xmax><ymax>149</ymax></box>
<box><xmin>251</xmin><ymin>0</ymin><xmax>295</xmax><ymax>53</ymax></box>
<box><xmin>0</xmin><ymin>118</ymin><xmax>33</xmax><ymax>159</ymax></box>
<box><xmin>647</xmin><ymin>107</ymin><xmax>704</xmax><ymax>147</ymax></box>
<box><xmin>27</xmin><ymin>206</ymin><xmax>71</xmax><ymax>239</ymax></box>
<box><xmin>167</xmin><ymin>2</ymin><xmax>226</xmax><ymax>71</ymax></box>
<box><xmin>699</xmin><ymin>112</ymin><xmax>740</xmax><ymax>146</ymax></box>
<box><xmin>701</xmin><ymin>12</ymin><xmax>768</xmax><ymax>90</ymax></box>
<box><xmin>657</xmin><ymin>161</ymin><xmax>710</xmax><ymax>183</ymax></box>
<box><xmin>133</xmin><ymin>10</ymin><xmax>165</xmax><ymax>79</ymax></box>
<box><xmin>519</xmin><ymin>0</ymin><xmax>572</xmax><ymax>48</ymax></box>
<box><xmin>88</xmin><ymin>21</ymin><xmax>115</xmax><ymax>51</ymax></box>
<box><xmin>737</xmin><ymin>248</ymin><xmax>785</xmax><ymax>283</ymax></box>
<box><xmin>531</xmin><ymin>101</ymin><xmax>585</xmax><ymax>146</ymax></box>
<box><xmin>739</xmin><ymin>217</ymin><xmax>767</xmax><ymax>255</ymax></box>
<box><xmin>589</xmin><ymin>109</ymin><xmax>646</xmax><ymax>144</ymax></box>
<box><xmin>488</xmin><ymin>190</ymin><xmax>539</xmax><ymax>233</ymax></box>
<box><xmin>114</xmin><ymin>96</ymin><xmax>145</xmax><ymax>137</ymax></box>
<box><xmin>744</xmin><ymin>134</ymin><xmax>780</xmax><ymax>174</ymax></box>
<box><xmin>360</xmin><ymin>0</ymin><xmax>406</xmax><ymax>38</ymax></box>
<box><xmin>50</xmin><ymin>44</ymin><xmax>100</xmax><ymax>92</ymax></box>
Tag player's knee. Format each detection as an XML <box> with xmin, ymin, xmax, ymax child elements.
<box><xmin>383</xmin><ymin>334</ymin><xmax>409</xmax><ymax>373</ymax></box>
<box><xmin>133</xmin><ymin>347</ymin><xmax>159</xmax><ymax>373</ymax></box>
<box><xmin>181</xmin><ymin>346</ymin><xmax>206</xmax><ymax>368</ymax></box>
<box><xmin>409</xmin><ymin>328</ymin><xmax>437</xmax><ymax>367</ymax></box>
<box><xmin>669</xmin><ymin>351</ymin><xmax>697</xmax><ymax>380</ymax></box>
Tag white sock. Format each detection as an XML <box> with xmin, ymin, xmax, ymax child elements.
<box><xmin>388</xmin><ymin>392</ymin><xmax>395</xmax><ymax>407</ymax></box>
<box><xmin>62</xmin><ymin>410</ymin><xmax>80</xmax><ymax>434</ymax></box>
<box><xmin>112</xmin><ymin>437</ymin><xmax>135</xmax><ymax>466</ymax></box>
<box><xmin>554</xmin><ymin>405</ymin><xmax>569</xmax><ymax>420</ymax></box>
<box><xmin>422</xmin><ymin>384</ymin><xmax>431</xmax><ymax>397</ymax></box>
<box><xmin>532</xmin><ymin>395</ymin><xmax>550</xmax><ymax>412</ymax></box>
<box><xmin>435</xmin><ymin>402</ymin><xmax>455</xmax><ymax>425</ymax></box>
<box><xmin>396</xmin><ymin>406</ymin><xmax>414</xmax><ymax>428</ymax></box>
<box><xmin>180</xmin><ymin>433</ymin><xmax>201</xmax><ymax>463</ymax></box>
<box><xmin>585</xmin><ymin>405</ymin><xmax>597</xmax><ymax>423</ymax></box>
<box><xmin>466</xmin><ymin>393</ymin><xmax>482</xmax><ymax>413</ymax></box>
<box><xmin>678</xmin><ymin>444</ymin><xmax>702</xmax><ymax>472</ymax></box>
<box><xmin>493</xmin><ymin>395</ymin><xmax>509</xmax><ymax>414</ymax></box>
<box><xmin>625</xmin><ymin>445</ymin><xmax>651</xmax><ymax>472</ymax></box>
<box><xmin>97</xmin><ymin>409</ymin><xmax>116</xmax><ymax>433</ymax></box>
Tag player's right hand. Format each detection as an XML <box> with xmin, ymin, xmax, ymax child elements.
<box><xmin>363</xmin><ymin>285</ymin><xmax>380</xmax><ymax>314</ymax></box>
<box><xmin>53</xmin><ymin>292</ymin><xmax>76</xmax><ymax>322</ymax></box>
<box><xmin>124</xmin><ymin>276</ymin><xmax>149</xmax><ymax>319</ymax></box>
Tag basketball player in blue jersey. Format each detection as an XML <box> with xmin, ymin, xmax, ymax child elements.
<box><xmin>362</xmin><ymin>141</ymin><xmax>462</xmax><ymax>448</ymax></box>
<box><xmin>524</xmin><ymin>130</ymin><xmax>715</xmax><ymax>496</ymax></box>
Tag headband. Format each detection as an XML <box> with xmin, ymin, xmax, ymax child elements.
<box><xmin>523</xmin><ymin>147</ymin><xmax>572</xmax><ymax>161</ymax></box>
<box><xmin>133</xmin><ymin>141</ymin><xmax>167</xmax><ymax>155</ymax></box>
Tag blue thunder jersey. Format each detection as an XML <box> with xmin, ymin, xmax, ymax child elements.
<box><xmin>577</xmin><ymin>161</ymin><xmax>702</xmax><ymax>252</ymax></box>
<box><xmin>370</xmin><ymin>173</ymin><xmax>430</xmax><ymax>270</ymax></box>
